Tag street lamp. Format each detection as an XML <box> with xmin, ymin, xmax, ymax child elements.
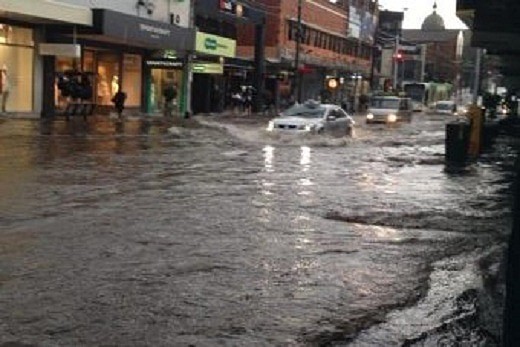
<box><xmin>352</xmin><ymin>73</ymin><xmax>362</xmax><ymax>111</ymax></box>
<box><xmin>393</xmin><ymin>7</ymin><xmax>407</xmax><ymax>91</ymax></box>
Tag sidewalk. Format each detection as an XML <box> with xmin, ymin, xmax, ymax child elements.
<box><xmin>0</xmin><ymin>109</ymin><xmax>281</xmax><ymax>132</ymax></box>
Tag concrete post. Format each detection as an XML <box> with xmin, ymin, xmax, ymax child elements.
<box><xmin>472</xmin><ymin>48</ymin><xmax>482</xmax><ymax>105</ymax></box>
<box><xmin>41</xmin><ymin>55</ymin><xmax>56</xmax><ymax>118</ymax></box>
<box><xmin>393</xmin><ymin>34</ymin><xmax>399</xmax><ymax>91</ymax></box>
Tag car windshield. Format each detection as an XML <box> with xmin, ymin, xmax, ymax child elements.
<box><xmin>281</xmin><ymin>104</ymin><xmax>327</xmax><ymax>118</ymax></box>
<box><xmin>370</xmin><ymin>98</ymin><xmax>400</xmax><ymax>109</ymax></box>
<box><xmin>436</xmin><ymin>103</ymin><xmax>454</xmax><ymax>110</ymax></box>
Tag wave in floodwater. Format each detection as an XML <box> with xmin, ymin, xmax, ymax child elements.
<box><xmin>347</xmin><ymin>248</ymin><xmax>501</xmax><ymax>347</ymax></box>
<box><xmin>195</xmin><ymin>117</ymin><xmax>357</xmax><ymax>147</ymax></box>
<box><xmin>325</xmin><ymin>208</ymin><xmax>511</xmax><ymax>236</ymax></box>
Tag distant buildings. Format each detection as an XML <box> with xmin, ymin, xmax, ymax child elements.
<box><xmin>237</xmin><ymin>0</ymin><xmax>379</xmax><ymax>107</ymax></box>
<box><xmin>400</xmin><ymin>2</ymin><xmax>474</xmax><ymax>94</ymax></box>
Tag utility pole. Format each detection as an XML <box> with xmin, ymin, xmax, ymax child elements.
<box><xmin>180</xmin><ymin>0</ymin><xmax>195</xmax><ymax>118</ymax></box>
<box><xmin>472</xmin><ymin>48</ymin><xmax>482</xmax><ymax>105</ymax></box>
<box><xmin>393</xmin><ymin>33</ymin><xmax>399</xmax><ymax>91</ymax></box>
<box><xmin>294</xmin><ymin>0</ymin><xmax>303</xmax><ymax>103</ymax></box>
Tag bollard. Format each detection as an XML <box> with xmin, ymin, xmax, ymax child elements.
<box><xmin>466</xmin><ymin>105</ymin><xmax>484</xmax><ymax>157</ymax></box>
<box><xmin>445</xmin><ymin>121</ymin><xmax>470</xmax><ymax>164</ymax></box>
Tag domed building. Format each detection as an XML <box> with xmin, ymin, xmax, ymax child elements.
<box><xmin>421</xmin><ymin>3</ymin><xmax>445</xmax><ymax>31</ymax></box>
<box><xmin>400</xmin><ymin>1</ymin><xmax>470</xmax><ymax>97</ymax></box>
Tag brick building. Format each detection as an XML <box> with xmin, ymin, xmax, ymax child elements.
<box><xmin>237</xmin><ymin>0</ymin><xmax>378</xmax><ymax>106</ymax></box>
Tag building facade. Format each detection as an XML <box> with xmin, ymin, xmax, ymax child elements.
<box><xmin>237</xmin><ymin>0</ymin><xmax>378</xmax><ymax>107</ymax></box>
<box><xmin>0</xmin><ymin>0</ymin><xmax>195</xmax><ymax>117</ymax></box>
<box><xmin>192</xmin><ymin>0</ymin><xmax>265</xmax><ymax>114</ymax></box>
<box><xmin>402</xmin><ymin>3</ymin><xmax>466</xmax><ymax>86</ymax></box>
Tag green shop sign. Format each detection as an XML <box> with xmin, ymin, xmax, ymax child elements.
<box><xmin>195</xmin><ymin>32</ymin><xmax>236</xmax><ymax>58</ymax></box>
<box><xmin>192</xmin><ymin>62</ymin><xmax>224</xmax><ymax>74</ymax></box>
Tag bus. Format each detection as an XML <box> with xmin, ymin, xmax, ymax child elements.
<box><xmin>403</xmin><ymin>82</ymin><xmax>454</xmax><ymax>111</ymax></box>
<box><xmin>403</xmin><ymin>82</ymin><xmax>429</xmax><ymax>111</ymax></box>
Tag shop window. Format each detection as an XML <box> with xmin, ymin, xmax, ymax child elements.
<box><xmin>54</xmin><ymin>57</ymin><xmax>75</xmax><ymax>110</ymax></box>
<box><xmin>83</xmin><ymin>51</ymin><xmax>95</xmax><ymax>73</ymax></box>
<box><xmin>0</xmin><ymin>24</ymin><xmax>34</xmax><ymax>113</ymax></box>
<box><xmin>97</xmin><ymin>53</ymin><xmax>119</xmax><ymax>106</ymax></box>
<box><xmin>0</xmin><ymin>45</ymin><xmax>33</xmax><ymax>112</ymax></box>
<box><xmin>0</xmin><ymin>24</ymin><xmax>33</xmax><ymax>46</ymax></box>
<box><xmin>122</xmin><ymin>54</ymin><xmax>142</xmax><ymax>107</ymax></box>
<box><xmin>150</xmin><ymin>68</ymin><xmax>182</xmax><ymax>113</ymax></box>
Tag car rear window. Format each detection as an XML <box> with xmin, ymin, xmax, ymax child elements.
<box><xmin>281</xmin><ymin>104</ymin><xmax>327</xmax><ymax>118</ymax></box>
<box><xmin>370</xmin><ymin>98</ymin><xmax>400</xmax><ymax>109</ymax></box>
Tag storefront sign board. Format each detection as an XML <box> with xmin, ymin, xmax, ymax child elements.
<box><xmin>195</xmin><ymin>32</ymin><xmax>236</xmax><ymax>58</ymax></box>
<box><xmin>39</xmin><ymin>43</ymin><xmax>81</xmax><ymax>58</ymax></box>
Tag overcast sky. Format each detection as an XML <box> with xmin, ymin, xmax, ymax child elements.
<box><xmin>378</xmin><ymin>0</ymin><xmax>467</xmax><ymax>29</ymax></box>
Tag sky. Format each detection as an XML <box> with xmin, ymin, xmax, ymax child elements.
<box><xmin>378</xmin><ymin>0</ymin><xmax>467</xmax><ymax>29</ymax></box>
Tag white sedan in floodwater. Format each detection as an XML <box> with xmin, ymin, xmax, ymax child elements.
<box><xmin>266</xmin><ymin>100</ymin><xmax>355</xmax><ymax>136</ymax></box>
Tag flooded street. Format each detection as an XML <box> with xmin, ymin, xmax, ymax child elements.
<box><xmin>0</xmin><ymin>113</ymin><xmax>517</xmax><ymax>346</ymax></box>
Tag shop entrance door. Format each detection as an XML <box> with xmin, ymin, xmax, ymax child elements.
<box><xmin>150</xmin><ymin>68</ymin><xmax>181</xmax><ymax>114</ymax></box>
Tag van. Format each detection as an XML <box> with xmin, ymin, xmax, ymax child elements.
<box><xmin>366</xmin><ymin>96</ymin><xmax>413</xmax><ymax>124</ymax></box>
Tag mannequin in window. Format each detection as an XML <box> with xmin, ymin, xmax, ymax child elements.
<box><xmin>1</xmin><ymin>64</ymin><xmax>10</xmax><ymax>113</ymax></box>
<box><xmin>97</xmin><ymin>66</ymin><xmax>110</xmax><ymax>105</ymax></box>
<box><xmin>111</xmin><ymin>76</ymin><xmax>119</xmax><ymax>98</ymax></box>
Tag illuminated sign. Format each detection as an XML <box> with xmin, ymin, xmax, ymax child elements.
<box><xmin>192</xmin><ymin>62</ymin><xmax>224</xmax><ymax>74</ymax></box>
<box><xmin>195</xmin><ymin>32</ymin><xmax>236</xmax><ymax>58</ymax></box>
<box><xmin>145</xmin><ymin>60</ymin><xmax>183</xmax><ymax>68</ymax></box>
<box><xmin>39</xmin><ymin>43</ymin><xmax>81</xmax><ymax>58</ymax></box>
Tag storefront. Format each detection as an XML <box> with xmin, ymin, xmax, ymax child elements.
<box><xmin>0</xmin><ymin>23</ymin><xmax>35</xmax><ymax>113</ymax></box>
<box><xmin>53</xmin><ymin>49</ymin><xmax>144</xmax><ymax>113</ymax></box>
<box><xmin>144</xmin><ymin>58</ymin><xmax>183</xmax><ymax>114</ymax></box>
<box><xmin>43</xmin><ymin>8</ymin><xmax>195</xmax><ymax>117</ymax></box>
<box><xmin>192</xmin><ymin>31</ymin><xmax>236</xmax><ymax>114</ymax></box>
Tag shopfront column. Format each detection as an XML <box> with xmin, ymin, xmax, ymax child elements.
<box><xmin>41</xmin><ymin>55</ymin><xmax>55</xmax><ymax>118</ymax></box>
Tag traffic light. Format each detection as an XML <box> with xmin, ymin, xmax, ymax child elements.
<box><xmin>394</xmin><ymin>52</ymin><xmax>404</xmax><ymax>61</ymax></box>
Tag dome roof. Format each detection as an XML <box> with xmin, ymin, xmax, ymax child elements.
<box><xmin>421</xmin><ymin>3</ymin><xmax>445</xmax><ymax>31</ymax></box>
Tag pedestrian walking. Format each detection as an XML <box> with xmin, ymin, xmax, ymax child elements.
<box><xmin>242</xmin><ymin>86</ymin><xmax>254</xmax><ymax>115</ymax></box>
<box><xmin>111</xmin><ymin>89</ymin><xmax>127</xmax><ymax>119</ymax></box>
<box><xmin>163</xmin><ymin>82</ymin><xmax>178</xmax><ymax>117</ymax></box>
<box><xmin>231</xmin><ymin>90</ymin><xmax>243</xmax><ymax>114</ymax></box>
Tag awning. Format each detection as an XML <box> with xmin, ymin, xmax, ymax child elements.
<box><xmin>0</xmin><ymin>0</ymin><xmax>92</xmax><ymax>25</ymax></box>
<box><xmin>84</xmin><ymin>9</ymin><xmax>195</xmax><ymax>51</ymax></box>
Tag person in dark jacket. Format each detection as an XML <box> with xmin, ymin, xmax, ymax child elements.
<box><xmin>163</xmin><ymin>82</ymin><xmax>178</xmax><ymax>117</ymax></box>
<box><xmin>111</xmin><ymin>89</ymin><xmax>127</xmax><ymax>118</ymax></box>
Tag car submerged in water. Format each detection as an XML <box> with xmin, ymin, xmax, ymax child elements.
<box><xmin>266</xmin><ymin>100</ymin><xmax>355</xmax><ymax>136</ymax></box>
<box><xmin>366</xmin><ymin>96</ymin><xmax>413</xmax><ymax>124</ymax></box>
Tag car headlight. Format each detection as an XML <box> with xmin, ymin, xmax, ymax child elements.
<box><xmin>366</xmin><ymin>113</ymin><xmax>374</xmax><ymax>120</ymax></box>
<box><xmin>387</xmin><ymin>114</ymin><xmax>397</xmax><ymax>123</ymax></box>
<box><xmin>304</xmin><ymin>124</ymin><xmax>315</xmax><ymax>132</ymax></box>
<box><xmin>266</xmin><ymin>121</ymin><xmax>275</xmax><ymax>132</ymax></box>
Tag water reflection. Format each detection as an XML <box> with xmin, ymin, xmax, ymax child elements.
<box><xmin>263</xmin><ymin>145</ymin><xmax>275</xmax><ymax>172</ymax></box>
<box><xmin>300</xmin><ymin>146</ymin><xmax>311</xmax><ymax>171</ymax></box>
<box><xmin>298</xmin><ymin>146</ymin><xmax>313</xmax><ymax>196</ymax></box>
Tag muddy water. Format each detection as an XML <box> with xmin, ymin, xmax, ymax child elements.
<box><xmin>0</xmin><ymin>114</ymin><xmax>516</xmax><ymax>346</ymax></box>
